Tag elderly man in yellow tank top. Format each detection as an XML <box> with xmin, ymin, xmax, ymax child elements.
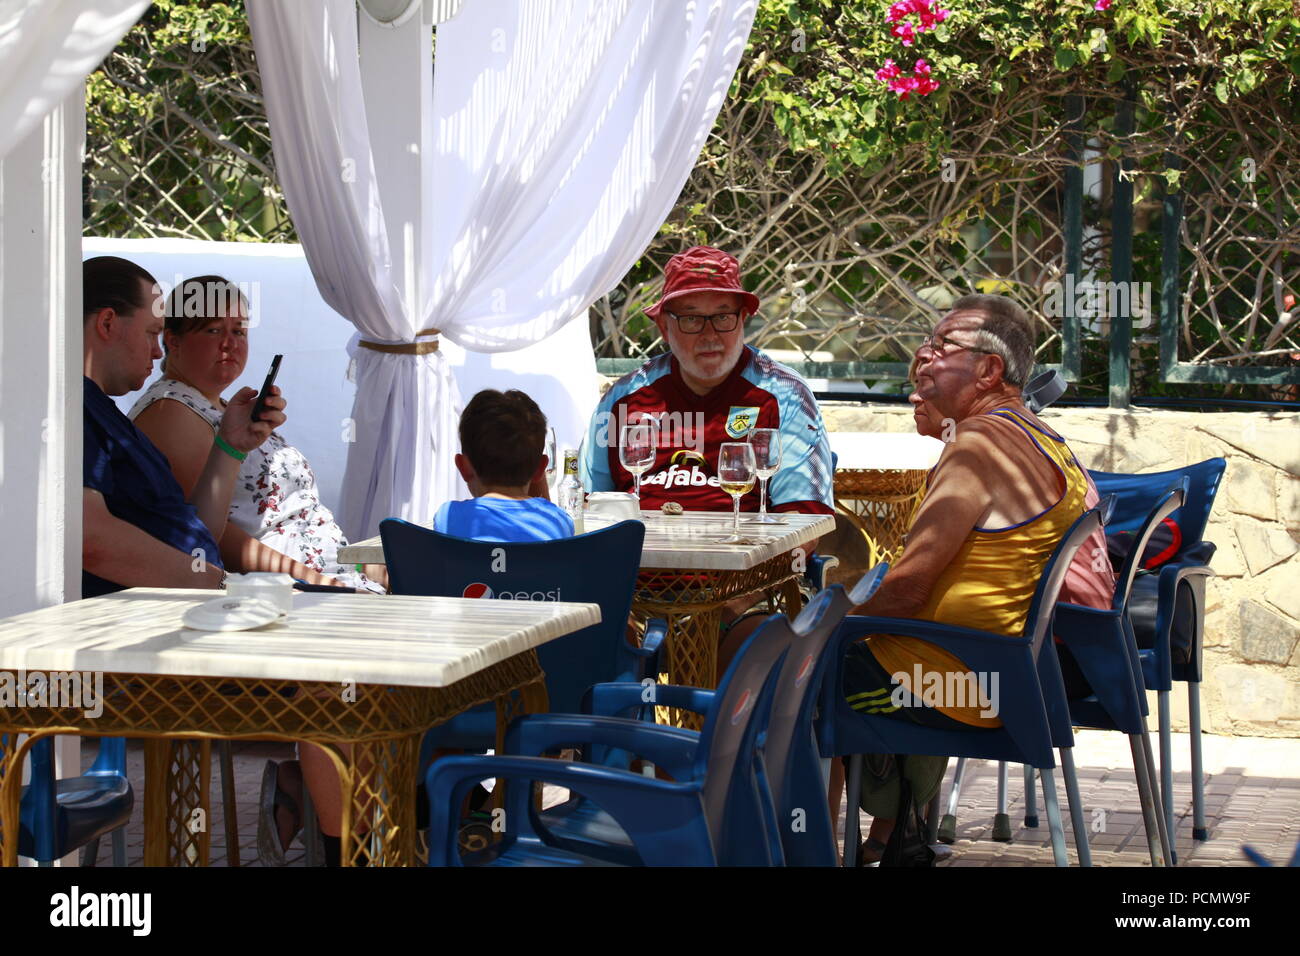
<box><xmin>835</xmin><ymin>293</ymin><xmax>1101</xmax><ymax>864</ymax></box>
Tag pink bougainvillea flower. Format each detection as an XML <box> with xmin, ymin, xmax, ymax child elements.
<box><xmin>891</xmin><ymin>21</ymin><xmax>916</xmax><ymax>45</ymax></box>
<box><xmin>887</xmin><ymin>1</ymin><xmax>913</xmax><ymax>23</ymax></box>
<box><xmin>1094</xmin><ymin>0</ymin><xmax>1112</xmax><ymax>9</ymax></box>
<box><xmin>914</xmin><ymin>58</ymin><xmax>931</xmax><ymax>77</ymax></box>
<box><xmin>915</xmin><ymin>77</ymin><xmax>940</xmax><ymax>95</ymax></box>
<box><xmin>875</xmin><ymin>58</ymin><xmax>902</xmax><ymax>82</ymax></box>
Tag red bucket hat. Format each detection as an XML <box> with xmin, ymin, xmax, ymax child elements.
<box><xmin>645</xmin><ymin>246</ymin><xmax>760</xmax><ymax>319</ymax></box>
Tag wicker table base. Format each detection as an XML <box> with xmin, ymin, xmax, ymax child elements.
<box><xmin>833</xmin><ymin>468</ymin><xmax>928</xmax><ymax>565</ymax></box>
<box><xmin>632</xmin><ymin>554</ymin><xmax>805</xmax><ymax>731</ymax></box>
<box><xmin>0</xmin><ymin>650</ymin><xmax>546</xmax><ymax>868</ymax></box>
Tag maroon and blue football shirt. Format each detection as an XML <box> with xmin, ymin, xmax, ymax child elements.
<box><xmin>581</xmin><ymin>346</ymin><xmax>834</xmax><ymax>514</ymax></box>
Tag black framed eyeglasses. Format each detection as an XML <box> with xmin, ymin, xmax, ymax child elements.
<box><xmin>667</xmin><ymin>311</ymin><xmax>741</xmax><ymax>334</ymax></box>
<box><xmin>916</xmin><ymin>331</ymin><xmax>995</xmax><ymax>358</ymax></box>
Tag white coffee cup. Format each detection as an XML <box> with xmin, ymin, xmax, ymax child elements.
<box><xmin>225</xmin><ymin>572</ymin><xmax>295</xmax><ymax>617</ymax></box>
<box><xmin>584</xmin><ymin>491</ymin><xmax>642</xmax><ymax>522</ymax></box>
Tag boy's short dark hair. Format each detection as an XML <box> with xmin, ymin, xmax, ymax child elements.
<box><xmin>459</xmin><ymin>389</ymin><xmax>548</xmax><ymax>487</ymax></box>
<box><xmin>83</xmin><ymin>256</ymin><xmax>158</xmax><ymax>323</ymax></box>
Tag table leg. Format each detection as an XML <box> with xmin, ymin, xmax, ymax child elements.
<box><xmin>143</xmin><ymin>738</ymin><xmax>211</xmax><ymax>867</ymax></box>
<box><xmin>339</xmin><ymin>733</ymin><xmax>419</xmax><ymax>867</ymax></box>
<box><xmin>0</xmin><ymin>731</ymin><xmax>50</xmax><ymax>867</ymax></box>
<box><xmin>662</xmin><ymin>607</ymin><xmax>722</xmax><ymax>732</ymax></box>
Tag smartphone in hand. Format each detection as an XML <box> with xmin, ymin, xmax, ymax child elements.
<box><xmin>251</xmin><ymin>354</ymin><xmax>283</xmax><ymax>423</ymax></box>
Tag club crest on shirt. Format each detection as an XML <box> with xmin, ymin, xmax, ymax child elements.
<box><xmin>725</xmin><ymin>406</ymin><xmax>760</xmax><ymax>439</ymax></box>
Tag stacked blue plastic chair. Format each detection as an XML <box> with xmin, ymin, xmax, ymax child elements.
<box><xmin>1053</xmin><ymin>481</ymin><xmax>1187</xmax><ymax>866</ymax></box>
<box><xmin>819</xmin><ymin>503</ymin><xmax>1106</xmax><ymax>867</ymax></box>
<box><xmin>378</xmin><ymin>519</ymin><xmax>664</xmax><ymax>762</ymax></box>
<box><xmin>528</xmin><ymin>570</ymin><xmax>884</xmax><ymax>866</ymax></box>
<box><xmin>424</xmin><ymin>608</ymin><xmax>796</xmax><ymax>866</ymax></box>
<box><xmin>1090</xmin><ymin>457</ymin><xmax>1226</xmax><ymax>854</ymax></box>
<box><xmin>16</xmin><ymin>735</ymin><xmax>132</xmax><ymax>866</ymax></box>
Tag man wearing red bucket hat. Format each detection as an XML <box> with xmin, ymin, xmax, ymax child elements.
<box><xmin>581</xmin><ymin>245</ymin><xmax>834</xmax><ymax>517</ymax></box>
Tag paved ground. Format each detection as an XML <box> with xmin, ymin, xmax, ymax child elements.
<box><xmin>67</xmin><ymin>729</ymin><xmax>1298</xmax><ymax>867</ymax></box>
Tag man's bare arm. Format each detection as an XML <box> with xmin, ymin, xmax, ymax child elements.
<box><xmin>855</xmin><ymin>425</ymin><xmax>1000</xmax><ymax>618</ymax></box>
<box><xmin>83</xmin><ymin>489</ymin><xmax>224</xmax><ymax>590</ymax></box>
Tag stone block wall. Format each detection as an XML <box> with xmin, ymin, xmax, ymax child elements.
<box><xmin>820</xmin><ymin>401</ymin><xmax>1300</xmax><ymax>738</ymax></box>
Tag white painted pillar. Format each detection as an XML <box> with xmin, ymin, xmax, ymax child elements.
<box><xmin>0</xmin><ymin>87</ymin><xmax>86</xmax><ymax>865</ymax></box>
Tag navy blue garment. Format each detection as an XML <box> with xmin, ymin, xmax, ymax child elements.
<box><xmin>432</xmin><ymin>496</ymin><xmax>573</xmax><ymax>543</ymax></box>
<box><xmin>82</xmin><ymin>376</ymin><xmax>222</xmax><ymax>598</ymax></box>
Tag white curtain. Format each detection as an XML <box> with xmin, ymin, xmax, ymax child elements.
<box><xmin>0</xmin><ymin>0</ymin><xmax>151</xmax><ymax>160</ymax></box>
<box><xmin>248</xmin><ymin>0</ymin><xmax>757</xmax><ymax>539</ymax></box>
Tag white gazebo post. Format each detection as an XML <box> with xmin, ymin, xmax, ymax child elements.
<box><xmin>0</xmin><ymin>86</ymin><xmax>86</xmax><ymax>865</ymax></box>
<box><xmin>357</xmin><ymin>1</ymin><xmax>442</xmax><ymax>328</ymax></box>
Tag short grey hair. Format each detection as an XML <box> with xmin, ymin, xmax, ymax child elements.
<box><xmin>950</xmin><ymin>293</ymin><xmax>1035</xmax><ymax>388</ymax></box>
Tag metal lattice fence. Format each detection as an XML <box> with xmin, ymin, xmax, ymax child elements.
<box><xmin>82</xmin><ymin>8</ymin><xmax>1299</xmax><ymax>402</ymax></box>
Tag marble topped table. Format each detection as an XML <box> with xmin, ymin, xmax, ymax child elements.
<box><xmin>0</xmin><ymin>589</ymin><xmax>599</xmax><ymax>867</ymax></box>
<box><xmin>342</xmin><ymin>511</ymin><xmax>833</xmax><ymax>729</ymax></box>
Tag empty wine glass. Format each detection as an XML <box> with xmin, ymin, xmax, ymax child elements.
<box><xmin>748</xmin><ymin>427</ymin><xmax>785</xmax><ymax>524</ymax></box>
<box><xmin>620</xmin><ymin>422</ymin><xmax>656</xmax><ymax>500</ymax></box>
<box><xmin>717</xmin><ymin>442</ymin><xmax>756</xmax><ymax>543</ymax></box>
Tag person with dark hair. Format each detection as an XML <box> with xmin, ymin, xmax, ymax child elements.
<box><xmin>833</xmin><ymin>294</ymin><xmax>1102</xmax><ymax>864</ymax></box>
<box><xmin>128</xmin><ymin>274</ymin><xmax>382</xmax><ymax>596</ymax></box>
<box><xmin>434</xmin><ymin>388</ymin><xmax>572</xmax><ymax>541</ymax></box>
<box><xmin>81</xmin><ymin>256</ymin><xmax>285</xmax><ymax>597</ymax></box>
<box><xmin>301</xmin><ymin>388</ymin><xmax>569</xmax><ymax>865</ymax></box>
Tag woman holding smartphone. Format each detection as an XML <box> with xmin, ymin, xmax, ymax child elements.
<box><xmin>130</xmin><ymin>275</ymin><xmax>384</xmax><ymax>594</ymax></box>
<box><xmin>131</xmin><ymin>275</ymin><xmax>386</xmax><ymax>865</ymax></box>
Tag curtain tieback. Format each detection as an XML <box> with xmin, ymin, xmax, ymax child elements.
<box><xmin>357</xmin><ymin>327</ymin><xmax>441</xmax><ymax>355</ymax></box>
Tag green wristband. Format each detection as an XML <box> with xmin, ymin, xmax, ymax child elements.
<box><xmin>214</xmin><ymin>434</ymin><xmax>247</xmax><ymax>462</ymax></box>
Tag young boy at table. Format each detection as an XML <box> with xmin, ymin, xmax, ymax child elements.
<box><xmin>434</xmin><ymin>388</ymin><xmax>573</xmax><ymax>541</ymax></box>
<box><xmin>305</xmin><ymin>389</ymin><xmax>570</xmax><ymax>865</ymax></box>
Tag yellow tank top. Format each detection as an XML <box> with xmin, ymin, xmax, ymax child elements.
<box><xmin>867</xmin><ymin>408</ymin><xmax>1090</xmax><ymax>727</ymax></box>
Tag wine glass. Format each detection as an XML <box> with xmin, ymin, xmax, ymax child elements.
<box><xmin>748</xmin><ymin>427</ymin><xmax>785</xmax><ymax>524</ymax></box>
<box><xmin>619</xmin><ymin>422</ymin><xmax>656</xmax><ymax>500</ymax></box>
<box><xmin>717</xmin><ymin>442</ymin><xmax>757</xmax><ymax>543</ymax></box>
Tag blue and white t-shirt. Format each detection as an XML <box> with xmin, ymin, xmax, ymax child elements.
<box><xmin>433</xmin><ymin>496</ymin><xmax>574</xmax><ymax>543</ymax></box>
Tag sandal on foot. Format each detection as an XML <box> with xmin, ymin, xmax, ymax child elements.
<box><xmin>257</xmin><ymin>759</ymin><xmax>304</xmax><ymax>866</ymax></box>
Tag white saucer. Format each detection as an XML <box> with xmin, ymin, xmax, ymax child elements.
<box><xmin>182</xmin><ymin>596</ymin><xmax>283</xmax><ymax>632</ymax></box>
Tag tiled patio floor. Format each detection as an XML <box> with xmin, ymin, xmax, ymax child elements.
<box><xmin>70</xmin><ymin>729</ymin><xmax>1297</xmax><ymax>867</ymax></box>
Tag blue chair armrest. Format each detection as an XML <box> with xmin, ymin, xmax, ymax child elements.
<box><xmin>835</xmin><ymin>614</ymin><xmax>1031</xmax><ymax>665</ymax></box>
<box><xmin>503</xmin><ymin>713</ymin><xmax>701</xmax><ymax>779</ymax></box>
<box><xmin>425</xmin><ymin>755</ymin><xmax>714</xmax><ymax>866</ymax></box>
<box><xmin>617</xmin><ymin>618</ymin><xmax>667</xmax><ymax>682</ymax></box>
<box><xmin>585</xmin><ymin>681</ymin><xmax>716</xmax><ymax>721</ymax></box>
<box><xmin>806</xmin><ymin>555</ymin><xmax>840</xmax><ymax>591</ymax></box>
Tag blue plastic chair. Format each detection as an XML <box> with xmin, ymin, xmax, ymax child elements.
<box><xmin>16</xmin><ymin>735</ymin><xmax>132</xmax><ymax>866</ymax></box>
<box><xmin>378</xmin><ymin>518</ymin><xmax>664</xmax><ymax>761</ymax></box>
<box><xmin>819</xmin><ymin>503</ymin><xmax>1106</xmax><ymax>867</ymax></box>
<box><xmin>1090</xmin><ymin>458</ymin><xmax>1226</xmax><ymax>851</ymax></box>
<box><xmin>526</xmin><ymin>569</ymin><xmax>883</xmax><ymax>866</ymax></box>
<box><xmin>424</xmin><ymin>607</ymin><xmax>796</xmax><ymax>866</ymax></box>
<box><xmin>1055</xmin><ymin>481</ymin><xmax>1187</xmax><ymax>866</ymax></box>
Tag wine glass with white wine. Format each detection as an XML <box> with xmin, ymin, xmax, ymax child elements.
<box><xmin>717</xmin><ymin>442</ymin><xmax>757</xmax><ymax>543</ymax></box>
<box><xmin>747</xmin><ymin>427</ymin><xmax>785</xmax><ymax>524</ymax></box>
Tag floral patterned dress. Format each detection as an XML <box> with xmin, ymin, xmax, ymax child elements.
<box><xmin>129</xmin><ymin>377</ymin><xmax>381</xmax><ymax>592</ymax></box>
